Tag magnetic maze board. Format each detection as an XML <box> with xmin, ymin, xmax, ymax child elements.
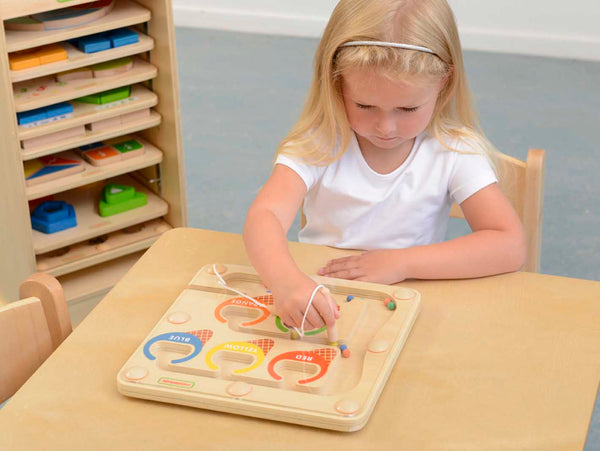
<box><xmin>117</xmin><ymin>264</ymin><xmax>420</xmax><ymax>431</ymax></box>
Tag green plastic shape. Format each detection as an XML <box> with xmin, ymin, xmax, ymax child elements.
<box><xmin>76</xmin><ymin>85</ymin><xmax>131</xmax><ymax>104</ymax></box>
<box><xmin>99</xmin><ymin>183</ymin><xmax>147</xmax><ymax>217</ymax></box>
<box><xmin>6</xmin><ymin>17</ymin><xmax>39</xmax><ymax>25</ymax></box>
<box><xmin>112</xmin><ymin>139</ymin><xmax>143</xmax><ymax>154</ymax></box>
<box><xmin>91</xmin><ymin>57</ymin><xmax>132</xmax><ymax>72</ymax></box>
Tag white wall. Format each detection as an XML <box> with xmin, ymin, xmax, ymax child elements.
<box><xmin>173</xmin><ymin>0</ymin><xmax>600</xmax><ymax>61</ymax></box>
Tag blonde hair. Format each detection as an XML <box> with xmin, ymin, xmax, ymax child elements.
<box><xmin>277</xmin><ymin>0</ymin><xmax>497</xmax><ymax>167</ymax></box>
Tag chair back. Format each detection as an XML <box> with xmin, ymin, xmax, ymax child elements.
<box><xmin>450</xmin><ymin>149</ymin><xmax>546</xmax><ymax>272</ymax></box>
<box><xmin>0</xmin><ymin>273</ymin><xmax>72</xmax><ymax>404</ymax></box>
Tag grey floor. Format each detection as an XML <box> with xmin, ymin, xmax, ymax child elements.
<box><xmin>174</xmin><ymin>28</ymin><xmax>599</xmax><ymax>447</ymax></box>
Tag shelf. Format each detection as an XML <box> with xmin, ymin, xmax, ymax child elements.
<box><xmin>5</xmin><ymin>0</ymin><xmax>151</xmax><ymax>53</ymax></box>
<box><xmin>21</xmin><ymin>109</ymin><xmax>161</xmax><ymax>160</ymax></box>
<box><xmin>57</xmin><ymin>250</ymin><xmax>146</xmax><ymax>306</ymax></box>
<box><xmin>38</xmin><ymin>218</ymin><xmax>171</xmax><ymax>276</ymax></box>
<box><xmin>26</xmin><ymin>136</ymin><xmax>163</xmax><ymax>200</ymax></box>
<box><xmin>19</xmin><ymin>84</ymin><xmax>157</xmax><ymax>140</ymax></box>
<box><xmin>10</xmin><ymin>31</ymin><xmax>154</xmax><ymax>83</ymax></box>
<box><xmin>44</xmin><ymin>234</ymin><xmax>159</xmax><ymax>278</ymax></box>
<box><xmin>13</xmin><ymin>55</ymin><xmax>157</xmax><ymax>112</ymax></box>
<box><xmin>32</xmin><ymin>174</ymin><xmax>168</xmax><ymax>254</ymax></box>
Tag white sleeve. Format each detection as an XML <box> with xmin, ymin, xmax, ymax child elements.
<box><xmin>448</xmin><ymin>151</ymin><xmax>498</xmax><ymax>204</ymax></box>
<box><xmin>274</xmin><ymin>154</ymin><xmax>322</xmax><ymax>191</ymax></box>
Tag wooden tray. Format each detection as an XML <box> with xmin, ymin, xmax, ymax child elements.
<box><xmin>13</xmin><ymin>55</ymin><xmax>156</xmax><ymax>112</ymax></box>
<box><xmin>25</xmin><ymin>135</ymin><xmax>162</xmax><ymax>200</ymax></box>
<box><xmin>4</xmin><ymin>0</ymin><xmax>150</xmax><ymax>53</ymax></box>
<box><xmin>37</xmin><ymin>217</ymin><xmax>170</xmax><ymax>275</ymax></box>
<box><xmin>32</xmin><ymin>173</ymin><xmax>168</xmax><ymax>254</ymax></box>
<box><xmin>10</xmin><ymin>31</ymin><xmax>154</xmax><ymax>83</ymax></box>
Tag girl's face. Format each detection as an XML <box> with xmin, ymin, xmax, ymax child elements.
<box><xmin>342</xmin><ymin>67</ymin><xmax>443</xmax><ymax>155</ymax></box>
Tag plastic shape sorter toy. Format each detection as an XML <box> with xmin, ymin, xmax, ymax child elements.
<box><xmin>117</xmin><ymin>264</ymin><xmax>420</xmax><ymax>431</ymax></box>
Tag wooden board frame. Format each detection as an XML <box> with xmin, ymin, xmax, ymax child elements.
<box><xmin>117</xmin><ymin>264</ymin><xmax>420</xmax><ymax>431</ymax></box>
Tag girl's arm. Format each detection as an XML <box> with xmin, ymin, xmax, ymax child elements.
<box><xmin>318</xmin><ymin>183</ymin><xmax>527</xmax><ymax>283</ymax></box>
<box><xmin>243</xmin><ymin>164</ymin><xmax>338</xmax><ymax>330</ymax></box>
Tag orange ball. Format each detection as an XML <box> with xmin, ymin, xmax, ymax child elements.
<box><xmin>340</xmin><ymin>344</ymin><xmax>350</xmax><ymax>358</ymax></box>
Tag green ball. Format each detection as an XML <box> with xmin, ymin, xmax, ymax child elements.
<box><xmin>386</xmin><ymin>301</ymin><xmax>396</xmax><ymax>311</ymax></box>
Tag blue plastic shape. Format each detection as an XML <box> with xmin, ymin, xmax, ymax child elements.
<box><xmin>44</xmin><ymin>102</ymin><xmax>73</xmax><ymax>118</ymax></box>
<box><xmin>17</xmin><ymin>102</ymin><xmax>73</xmax><ymax>125</ymax></box>
<box><xmin>17</xmin><ymin>108</ymin><xmax>47</xmax><ymax>125</ymax></box>
<box><xmin>108</xmin><ymin>28</ymin><xmax>139</xmax><ymax>47</ymax></box>
<box><xmin>78</xmin><ymin>33</ymin><xmax>111</xmax><ymax>53</ymax></box>
<box><xmin>79</xmin><ymin>142</ymin><xmax>105</xmax><ymax>151</ymax></box>
<box><xmin>31</xmin><ymin>201</ymin><xmax>77</xmax><ymax>234</ymax></box>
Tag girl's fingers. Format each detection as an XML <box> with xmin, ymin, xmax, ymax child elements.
<box><xmin>318</xmin><ymin>257</ymin><xmax>352</xmax><ymax>275</ymax></box>
<box><xmin>278</xmin><ymin>285</ymin><xmax>339</xmax><ymax>331</ymax></box>
<box><xmin>284</xmin><ymin>309</ymin><xmax>304</xmax><ymax>329</ymax></box>
<box><xmin>281</xmin><ymin>315</ymin><xmax>295</xmax><ymax>330</ymax></box>
<box><xmin>327</xmin><ymin>267</ymin><xmax>361</xmax><ymax>280</ymax></box>
<box><xmin>319</xmin><ymin>257</ymin><xmax>363</xmax><ymax>278</ymax></box>
<box><xmin>329</xmin><ymin>256</ymin><xmax>353</xmax><ymax>265</ymax></box>
<box><xmin>326</xmin><ymin>290</ymin><xmax>340</xmax><ymax>320</ymax></box>
<box><xmin>303</xmin><ymin>307</ymin><xmax>325</xmax><ymax>329</ymax></box>
<box><xmin>312</xmin><ymin>292</ymin><xmax>336</xmax><ymax>327</ymax></box>
<box><xmin>319</xmin><ymin>286</ymin><xmax>339</xmax><ymax>320</ymax></box>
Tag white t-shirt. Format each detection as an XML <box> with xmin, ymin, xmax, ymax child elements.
<box><xmin>275</xmin><ymin>132</ymin><xmax>497</xmax><ymax>250</ymax></box>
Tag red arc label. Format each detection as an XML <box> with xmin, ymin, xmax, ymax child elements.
<box><xmin>268</xmin><ymin>350</ymin><xmax>335</xmax><ymax>384</ymax></box>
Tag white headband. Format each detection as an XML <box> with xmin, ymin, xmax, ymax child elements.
<box><xmin>340</xmin><ymin>40</ymin><xmax>435</xmax><ymax>55</ymax></box>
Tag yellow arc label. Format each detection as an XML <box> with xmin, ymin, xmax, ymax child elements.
<box><xmin>205</xmin><ymin>341</ymin><xmax>264</xmax><ymax>374</ymax></box>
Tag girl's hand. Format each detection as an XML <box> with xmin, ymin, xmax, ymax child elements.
<box><xmin>317</xmin><ymin>249</ymin><xmax>407</xmax><ymax>284</ymax></box>
<box><xmin>271</xmin><ymin>273</ymin><xmax>339</xmax><ymax>331</ymax></box>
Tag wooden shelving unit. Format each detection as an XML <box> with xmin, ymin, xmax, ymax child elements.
<box><xmin>0</xmin><ymin>0</ymin><xmax>188</xmax><ymax>318</ymax></box>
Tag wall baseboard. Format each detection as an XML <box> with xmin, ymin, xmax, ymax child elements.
<box><xmin>459</xmin><ymin>27</ymin><xmax>600</xmax><ymax>62</ymax></box>
<box><xmin>173</xmin><ymin>7</ymin><xmax>328</xmax><ymax>38</ymax></box>
<box><xmin>173</xmin><ymin>6</ymin><xmax>600</xmax><ymax>62</ymax></box>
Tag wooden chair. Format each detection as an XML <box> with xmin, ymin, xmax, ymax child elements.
<box><xmin>300</xmin><ymin>148</ymin><xmax>546</xmax><ymax>273</ymax></box>
<box><xmin>0</xmin><ymin>273</ymin><xmax>72</xmax><ymax>405</ymax></box>
<box><xmin>449</xmin><ymin>149</ymin><xmax>546</xmax><ymax>272</ymax></box>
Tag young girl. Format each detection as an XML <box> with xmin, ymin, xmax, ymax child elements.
<box><xmin>243</xmin><ymin>0</ymin><xmax>526</xmax><ymax>332</ymax></box>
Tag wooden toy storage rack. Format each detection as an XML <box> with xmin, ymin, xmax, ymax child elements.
<box><xmin>0</xmin><ymin>0</ymin><xmax>188</xmax><ymax>318</ymax></box>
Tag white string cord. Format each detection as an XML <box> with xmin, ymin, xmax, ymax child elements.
<box><xmin>213</xmin><ymin>264</ymin><xmax>268</xmax><ymax>308</ymax></box>
<box><xmin>212</xmin><ymin>264</ymin><xmax>323</xmax><ymax>339</ymax></box>
<box><xmin>297</xmin><ymin>284</ymin><xmax>325</xmax><ymax>338</ymax></box>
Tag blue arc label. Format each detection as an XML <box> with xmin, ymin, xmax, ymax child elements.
<box><xmin>143</xmin><ymin>332</ymin><xmax>203</xmax><ymax>364</ymax></box>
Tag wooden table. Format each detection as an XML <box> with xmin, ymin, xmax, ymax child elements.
<box><xmin>1</xmin><ymin>228</ymin><xmax>599</xmax><ymax>449</ymax></box>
